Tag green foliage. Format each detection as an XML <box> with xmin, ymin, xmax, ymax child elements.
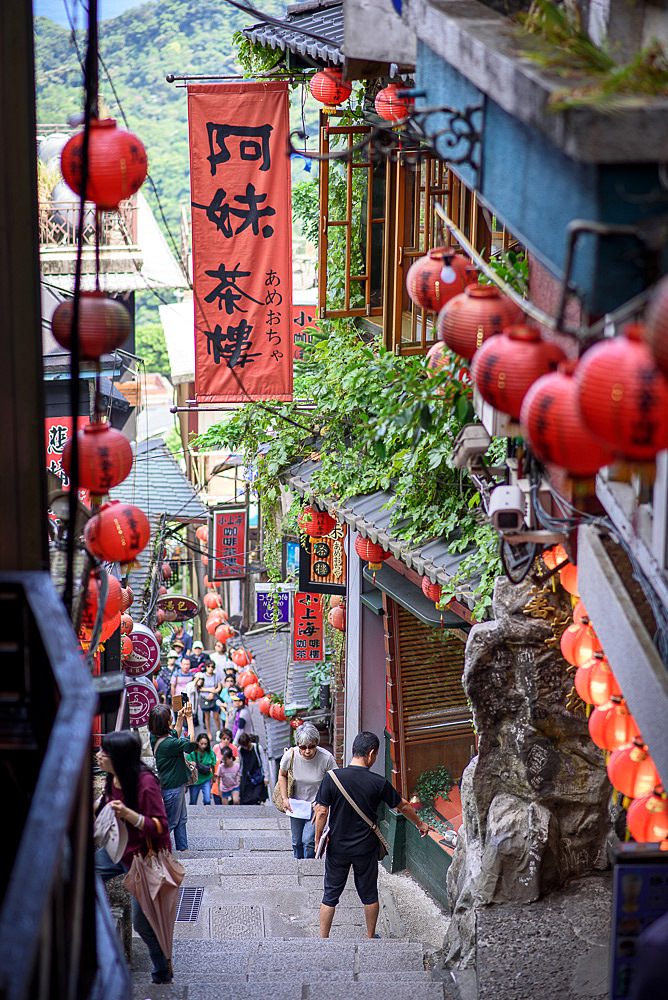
<box><xmin>414</xmin><ymin>764</ymin><xmax>454</xmax><ymax>805</ymax></box>
<box><xmin>135</xmin><ymin>322</ymin><xmax>170</xmax><ymax>375</ymax></box>
<box><xmin>233</xmin><ymin>31</ymin><xmax>286</xmax><ymax>77</ymax></box>
<box><xmin>481</xmin><ymin>249</ymin><xmax>529</xmax><ymax>298</ymax></box>
<box><xmin>306</xmin><ymin>656</ymin><xmax>333</xmax><ymax>708</ymax></box>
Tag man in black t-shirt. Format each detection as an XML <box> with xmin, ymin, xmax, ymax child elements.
<box><xmin>314</xmin><ymin>731</ymin><xmax>430</xmax><ymax>939</ymax></box>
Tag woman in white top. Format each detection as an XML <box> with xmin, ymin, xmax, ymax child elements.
<box><xmin>278</xmin><ymin>723</ymin><xmax>336</xmax><ymax>859</ymax></box>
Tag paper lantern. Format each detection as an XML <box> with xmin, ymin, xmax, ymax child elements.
<box><xmin>84</xmin><ymin>500</ymin><xmax>150</xmax><ymax>563</ymax></box>
<box><xmin>269</xmin><ymin>702</ymin><xmax>287</xmax><ymax>721</ymax></box>
<box><xmin>572</xmin><ymin>600</ymin><xmax>589</xmax><ymax>626</ymax></box>
<box><xmin>231</xmin><ymin>648</ymin><xmax>252</xmax><ymax>667</ymax></box>
<box><xmin>574</xmin><ymin>656</ymin><xmax>621</xmax><ymax>706</ymax></box>
<box><xmin>244</xmin><ymin>683</ymin><xmax>265</xmax><ymax>701</ymax></box>
<box><xmin>588</xmin><ymin>697</ymin><xmax>640</xmax><ymax>752</ymax></box>
<box><xmin>80</xmin><ymin>571</ymin><xmax>123</xmax><ymax>629</ymax></box>
<box><xmin>204</xmin><ymin>592</ymin><xmax>223</xmax><ymax>611</ymax></box>
<box><xmin>330</xmin><ymin>595</ymin><xmax>344</xmax><ymax>608</ymax></box>
<box><xmin>576</xmin><ymin>323</ymin><xmax>668</xmax><ymax>461</ymax></box>
<box><xmin>354</xmin><ymin>535</ymin><xmax>389</xmax><ymax>572</ymax></box>
<box><xmin>51</xmin><ymin>291</ymin><xmax>131</xmax><ymax>360</ymax></box>
<box><xmin>237</xmin><ymin>670</ymin><xmax>258</xmax><ymax>688</ymax></box>
<box><xmin>161</xmin><ymin>561</ymin><xmax>172</xmax><ymax>581</ymax></box>
<box><xmin>297</xmin><ymin>505</ymin><xmax>336</xmax><ymax>539</ymax></box>
<box><xmin>81</xmin><ymin>611</ymin><xmax>121</xmax><ymax>646</ymax></box>
<box><xmin>438</xmin><ymin>284</ymin><xmax>524</xmax><ymax>361</ymax></box>
<box><xmin>608</xmin><ymin>740</ymin><xmax>660</xmax><ymax>799</ymax></box>
<box><xmin>62</xmin><ymin>422</ymin><xmax>132</xmax><ymax>495</ymax></box>
<box><xmin>121</xmin><ymin>634</ymin><xmax>133</xmax><ymax>658</ymax></box>
<box><xmin>374</xmin><ymin>82</ymin><xmax>412</xmax><ymax>122</ymax></box>
<box><xmin>559</xmin><ymin>563</ymin><xmax>579</xmax><ymax>597</ymax></box>
<box><xmin>61</xmin><ymin>118</ymin><xmax>147</xmax><ymax>210</ymax></box>
<box><xmin>309</xmin><ymin>68</ymin><xmax>351</xmax><ymax>112</ymax></box>
<box><xmin>214</xmin><ymin>623</ymin><xmax>235</xmax><ymax>643</ymax></box>
<box><xmin>258</xmin><ymin>696</ymin><xmax>272</xmax><ymax>716</ymax></box>
<box><xmin>328</xmin><ymin>605</ymin><xmax>346</xmax><ymax>631</ymax></box>
<box><xmin>520</xmin><ymin>362</ymin><xmax>615</xmax><ymax>478</ymax></box>
<box><xmin>121</xmin><ymin>586</ymin><xmax>133</xmax><ymax>612</ymax></box>
<box><xmin>421</xmin><ymin>577</ymin><xmax>442</xmax><ymax>604</ymax></box>
<box><xmin>120</xmin><ymin>613</ymin><xmax>134</xmax><ymax>636</ymax></box>
<box><xmin>571</xmin><ymin>626</ymin><xmax>604</xmax><ymax>667</ymax></box>
<box><xmin>560</xmin><ymin>624</ymin><xmax>583</xmax><ymax>666</ymax></box>
<box><xmin>196</xmin><ymin>525</ymin><xmax>209</xmax><ymax>544</ymax></box>
<box><xmin>627</xmin><ymin>786</ymin><xmax>668</xmax><ymax>843</ymax></box>
<box><xmin>471</xmin><ymin>325</ymin><xmax>566</xmax><ymax>420</ymax></box>
<box><xmin>406</xmin><ymin>248</ymin><xmax>470</xmax><ymax>313</ymax></box>
<box><xmin>541</xmin><ymin>544</ymin><xmax>568</xmax><ymax>571</ymax></box>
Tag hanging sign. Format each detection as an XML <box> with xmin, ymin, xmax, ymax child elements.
<box><xmin>44</xmin><ymin>416</ymin><xmax>89</xmax><ymax>504</ymax></box>
<box><xmin>123</xmin><ymin>623</ymin><xmax>161</xmax><ymax>677</ymax></box>
<box><xmin>293</xmin><ymin>592</ymin><xmax>324</xmax><ymax>662</ymax></box>
<box><xmin>125</xmin><ymin>676</ymin><xmax>159</xmax><ymax>728</ymax></box>
<box><xmin>298</xmin><ymin>519</ymin><xmax>347</xmax><ymax>595</ymax></box>
<box><xmin>156</xmin><ymin>594</ymin><xmax>199</xmax><ymax>622</ymax></box>
<box><xmin>210</xmin><ymin>507</ymin><xmax>247</xmax><ymax>581</ymax></box>
<box><xmin>292</xmin><ymin>304</ymin><xmax>317</xmax><ymax>361</ymax></box>
<box><xmin>188</xmin><ymin>81</ymin><xmax>293</xmax><ymax>402</ymax></box>
<box><xmin>255</xmin><ymin>584</ymin><xmax>293</xmax><ymax>625</ymax></box>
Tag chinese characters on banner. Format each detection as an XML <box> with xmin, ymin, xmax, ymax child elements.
<box><xmin>293</xmin><ymin>592</ymin><xmax>324</xmax><ymax>662</ymax></box>
<box><xmin>292</xmin><ymin>304</ymin><xmax>316</xmax><ymax>361</ymax></box>
<box><xmin>44</xmin><ymin>416</ymin><xmax>89</xmax><ymax>504</ymax></box>
<box><xmin>211</xmin><ymin>508</ymin><xmax>247</xmax><ymax>581</ymax></box>
<box><xmin>298</xmin><ymin>519</ymin><xmax>347</xmax><ymax>595</ymax></box>
<box><xmin>188</xmin><ymin>82</ymin><xmax>293</xmax><ymax>402</ymax></box>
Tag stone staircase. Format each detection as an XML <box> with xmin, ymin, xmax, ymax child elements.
<box><xmin>130</xmin><ymin>803</ymin><xmax>455</xmax><ymax>999</ymax></box>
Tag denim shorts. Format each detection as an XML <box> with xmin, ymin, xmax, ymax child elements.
<box><xmin>221</xmin><ymin>785</ymin><xmax>240</xmax><ymax>798</ymax></box>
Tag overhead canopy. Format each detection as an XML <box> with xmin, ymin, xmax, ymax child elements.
<box><xmin>363</xmin><ymin>564</ymin><xmax>470</xmax><ymax>632</ymax></box>
<box><xmin>245</xmin><ymin>0</ymin><xmax>344</xmax><ymax>66</ymax></box>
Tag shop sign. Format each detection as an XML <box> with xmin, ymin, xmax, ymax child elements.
<box><xmin>293</xmin><ymin>591</ymin><xmax>324</xmax><ymax>662</ymax></box>
<box><xmin>156</xmin><ymin>594</ymin><xmax>199</xmax><ymax>622</ymax></box>
<box><xmin>298</xmin><ymin>518</ymin><xmax>347</xmax><ymax>595</ymax></box>
<box><xmin>210</xmin><ymin>507</ymin><xmax>247</xmax><ymax>580</ymax></box>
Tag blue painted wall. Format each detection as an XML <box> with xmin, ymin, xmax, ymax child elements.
<box><xmin>417</xmin><ymin>41</ymin><xmax>668</xmax><ymax>315</ymax></box>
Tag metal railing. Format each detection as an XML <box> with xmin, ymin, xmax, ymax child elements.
<box><xmin>38</xmin><ymin>198</ymin><xmax>138</xmax><ymax>248</ymax></box>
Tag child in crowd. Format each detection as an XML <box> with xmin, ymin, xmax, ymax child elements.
<box><xmin>186</xmin><ymin>732</ymin><xmax>216</xmax><ymax>805</ymax></box>
<box><xmin>217</xmin><ymin>747</ymin><xmax>241</xmax><ymax>805</ymax></box>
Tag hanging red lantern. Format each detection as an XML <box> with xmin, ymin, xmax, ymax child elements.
<box><xmin>406</xmin><ymin>248</ymin><xmax>470</xmax><ymax>313</ymax></box>
<box><xmin>158</xmin><ymin>585</ymin><xmax>167</xmax><ymax>596</ymax></box>
<box><xmin>297</xmin><ymin>505</ymin><xmax>336</xmax><ymax>540</ymax></box>
<box><xmin>574</xmin><ymin>655</ymin><xmax>620</xmax><ymax>706</ymax></box>
<box><xmin>204</xmin><ymin>592</ymin><xmax>223</xmax><ymax>611</ymax></box>
<box><xmin>559</xmin><ymin>563</ymin><xmax>580</xmax><ymax>597</ymax></box>
<box><xmin>330</xmin><ymin>594</ymin><xmax>344</xmax><ymax>608</ymax></box>
<box><xmin>121</xmin><ymin>586</ymin><xmax>134</xmax><ymax>612</ymax></box>
<box><xmin>244</xmin><ymin>682</ymin><xmax>265</xmax><ymax>701</ymax></box>
<box><xmin>156</xmin><ymin>609</ymin><xmax>166</xmax><ymax>626</ymax></box>
<box><xmin>645</xmin><ymin>276</ymin><xmax>668</xmax><ymax>377</ymax></box>
<box><xmin>576</xmin><ymin>323</ymin><xmax>668</xmax><ymax>461</ymax></box>
<box><xmin>80</xmin><ymin>571</ymin><xmax>123</xmax><ymax>629</ymax></box>
<box><xmin>572</xmin><ymin>600</ymin><xmax>589</xmax><ymax>626</ymax></box>
<box><xmin>206</xmin><ymin>611</ymin><xmax>224</xmax><ymax>635</ymax></box>
<box><xmin>608</xmin><ymin>740</ymin><xmax>660</xmax><ymax>799</ymax></box>
<box><xmin>541</xmin><ymin>544</ymin><xmax>568</xmax><ymax>571</ymax></box>
<box><xmin>425</xmin><ymin>343</ymin><xmax>472</xmax><ymax>397</ymax></box>
<box><xmin>258</xmin><ymin>696</ymin><xmax>272</xmax><ymax>716</ymax></box>
<box><xmin>231</xmin><ymin>648</ymin><xmax>252</xmax><ymax>667</ymax></box>
<box><xmin>81</xmin><ymin>610</ymin><xmax>121</xmax><ymax>646</ymax></box>
<box><xmin>627</xmin><ymin>785</ymin><xmax>668</xmax><ymax>843</ymax></box>
<box><xmin>214</xmin><ymin>623</ymin><xmax>235</xmax><ymax>643</ymax></box>
<box><xmin>354</xmin><ymin>535</ymin><xmax>389</xmax><ymax>572</ymax></box>
<box><xmin>421</xmin><ymin>577</ymin><xmax>442</xmax><ymax>604</ymax></box>
<box><xmin>161</xmin><ymin>561</ymin><xmax>172</xmax><ymax>581</ymax></box>
<box><xmin>561</xmin><ymin>625</ymin><xmax>603</xmax><ymax>668</ymax></box>
<box><xmin>121</xmin><ymin>633</ymin><xmax>133</xmax><ymax>659</ymax></box>
<box><xmin>374</xmin><ymin>82</ymin><xmax>412</xmax><ymax>122</ymax></box>
<box><xmin>120</xmin><ymin>613</ymin><xmax>134</xmax><ymax>636</ymax></box>
<box><xmin>309</xmin><ymin>68</ymin><xmax>352</xmax><ymax>113</ymax></box>
<box><xmin>438</xmin><ymin>284</ymin><xmax>524</xmax><ymax>361</ymax></box>
<box><xmin>588</xmin><ymin>697</ymin><xmax>640</xmax><ymax>752</ymax></box>
<box><xmin>328</xmin><ymin>605</ymin><xmax>346</xmax><ymax>631</ymax></box>
<box><xmin>51</xmin><ymin>291</ymin><xmax>131</xmax><ymax>360</ymax></box>
<box><xmin>196</xmin><ymin>525</ymin><xmax>209</xmax><ymax>544</ymax></box>
<box><xmin>62</xmin><ymin>422</ymin><xmax>132</xmax><ymax>495</ymax></box>
<box><xmin>520</xmin><ymin>362</ymin><xmax>614</xmax><ymax>478</ymax></box>
<box><xmin>237</xmin><ymin>670</ymin><xmax>258</xmax><ymax>688</ymax></box>
<box><xmin>471</xmin><ymin>325</ymin><xmax>566</xmax><ymax>421</ymax></box>
<box><xmin>560</xmin><ymin>624</ymin><xmax>584</xmax><ymax>666</ymax></box>
<box><xmin>61</xmin><ymin>118</ymin><xmax>148</xmax><ymax>210</ymax></box>
<box><xmin>84</xmin><ymin>500</ymin><xmax>150</xmax><ymax>563</ymax></box>
<box><xmin>269</xmin><ymin>702</ymin><xmax>287</xmax><ymax>722</ymax></box>
<box><xmin>201</xmin><ymin>554</ymin><xmax>208</xmax><ymax>566</ymax></box>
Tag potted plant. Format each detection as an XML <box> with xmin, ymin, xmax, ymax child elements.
<box><xmin>413</xmin><ymin>765</ymin><xmax>454</xmax><ymax>809</ymax></box>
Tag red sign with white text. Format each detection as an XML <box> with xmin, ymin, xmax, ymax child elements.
<box><xmin>293</xmin><ymin>591</ymin><xmax>324</xmax><ymax>662</ymax></box>
<box><xmin>188</xmin><ymin>82</ymin><xmax>293</xmax><ymax>402</ymax></box>
<box><xmin>211</xmin><ymin>508</ymin><xmax>247</xmax><ymax>581</ymax></box>
<box><xmin>292</xmin><ymin>304</ymin><xmax>317</xmax><ymax>361</ymax></box>
<box><xmin>44</xmin><ymin>416</ymin><xmax>89</xmax><ymax>504</ymax></box>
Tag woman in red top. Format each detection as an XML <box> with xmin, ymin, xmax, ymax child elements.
<box><xmin>95</xmin><ymin>730</ymin><xmax>173</xmax><ymax>984</ymax></box>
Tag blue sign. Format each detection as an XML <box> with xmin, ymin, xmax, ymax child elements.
<box><xmin>256</xmin><ymin>590</ymin><xmax>291</xmax><ymax>625</ymax></box>
<box><xmin>285</xmin><ymin>540</ymin><xmax>300</xmax><ymax>578</ymax></box>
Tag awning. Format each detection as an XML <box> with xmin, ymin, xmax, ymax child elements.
<box><xmin>284</xmin><ymin>457</ymin><xmax>478</xmax><ymax>609</ymax></box>
<box><xmin>363</xmin><ymin>564</ymin><xmax>470</xmax><ymax>634</ymax></box>
<box><xmin>244</xmin><ymin>0</ymin><xmax>344</xmax><ymax>66</ymax></box>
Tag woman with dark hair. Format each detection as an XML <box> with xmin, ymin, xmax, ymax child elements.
<box><xmin>149</xmin><ymin>701</ymin><xmax>196</xmax><ymax>851</ymax></box>
<box><xmin>186</xmin><ymin>732</ymin><xmax>217</xmax><ymax>805</ymax></box>
<box><xmin>238</xmin><ymin>732</ymin><xmax>269</xmax><ymax>805</ymax></box>
<box><xmin>95</xmin><ymin>730</ymin><xmax>174</xmax><ymax>984</ymax></box>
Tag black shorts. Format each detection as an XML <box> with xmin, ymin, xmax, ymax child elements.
<box><xmin>322</xmin><ymin>849</ymin><xmax>379</xmax><ymax>907</ymax></box>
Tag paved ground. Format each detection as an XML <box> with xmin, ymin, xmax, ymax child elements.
<box><xmin>130</xmin><ymin>803</ymin><xmax>456</xmax><ymax>1000</ymax></box>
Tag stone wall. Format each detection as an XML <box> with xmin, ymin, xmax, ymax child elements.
<box><xmin>443</xmin><ymin>577</ymin><xmax>612</xmax><ymax>967</ymax></box>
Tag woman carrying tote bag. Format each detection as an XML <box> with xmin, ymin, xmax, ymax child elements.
<box><xmin>277</xmin><ymin>723</ymin><xmax>335</xmax><ymax>859</ymax></box>
<box><xmin>238</xmin><ymin>732</ymin><xmax>269</xmax><ymax>805</ymax></box>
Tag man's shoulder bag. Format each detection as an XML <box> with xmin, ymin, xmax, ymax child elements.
<box><xmin>272</xmin><ymin>747</ymin><xmax>296</xmax><ymax>813</ymax></box>
<box><xmin>329</xmin><ymin>770</ymin><xmax>390</xmax><ymax>861</ymax></box>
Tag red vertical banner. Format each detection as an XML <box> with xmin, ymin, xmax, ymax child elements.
<box><xmin>293</xmin><ymin>592</ymin><xmax>324</xmax><ymax>662</ymax></box>
<box><xmin>44</xmin><ymin>416</ymin><xmax>89</xmax><ymax>504</ymax></box>
<box><xmin>292</xmin><ymin>304</ymin><xmax>317</xmax><ymax>361</ymax></box>
<box><xmin>211</xmin><ymin>508</ymin><xmax>247</xmax><ymax>581</ymax></box>
<box><xmin>188</xmin><ymin>82</ymin><xmax>293</xmax><ymax>402</ymax></box>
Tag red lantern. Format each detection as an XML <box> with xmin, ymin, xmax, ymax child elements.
<box><xmin>438</xmin><ymin>284</ymin><xmax>524</xmax><ymax>361</ymax></box>
<box><xmin>204</xmin><ymin>592</ymin><xmax>222</xmax><ymax>611</ymax></box>
<box><xmin>290</xmin><ymin>717</ymin><xmax>305</xmax><ymax>730</ymax></box>
<box><xmin>588</xmin><ymin>697</ymin><xmax>640</xmax><ymax>751</ymax></box>
<box><xmin>421</xmin><ymin>577</ymin><xmax>442</xmax><ymax>604</ymax></box>
<box><xmin>375</xmin><ymin>82</ymin><xmax>412</xmax><ymax>122</ymax></box>
<box><xmin>541</xmin><ymin>544</ymin><xmax>568</xmax><ymax>571</ymax></box>
<box><xmin>214</xmin><ymin>623</ymin><xmax>235</xmax><ymax>643</ymax></box>
<box><xmin>196</xmin><ymin>525</ymin><xmax>209</xmax><ymax>544</ymax></box>
<box><xmin>121</xmin><ymin>586</ymin><xmax>133</xmax><ymax>612</ymax></box>
<box><xmin>560</xmin><ymin>624</ymin><xmax>583</xmax><ymax>666</ymax></box>
<box><xmin>161</xmin><ymin>561</ymin><xmax>172</xmax><ymax>581</ymax></box>
<box><xmin>471</xmin><ymin>325</ymin><xmax>566</xmax><ymax>421</ymax></box>
<box><xmin>406</xmin><ymin>248</ymin><xmax>470</xmax><ymax>313</ymax></box>
<box><xmin>158</xmin><ymin>585</ymin><xmax>167</xmax><ymax>596</ymax></box>
<box><xmin>156</xmin><ymin>609</ymin><xmax>166</xmax><ymax>626</ymax></box>
<box><xmin>354</xmin><ymin>535</ymin><xmax>389</xmax><ymax>572</ymax></box>
<box><xmin>608</xmin><ymin>740</ymin><xmax>660</xmax><ymax>799</ymax></box>
<box><xmin>330</xmin><ymin>594</ymin><xmax>344</xmax><ymax>608</ymax></box>
<box><xmin>62</xmin><ymin>422</ymin><xmax>132</xmax><ymax>495</ymax></box>
<box><xmin>645</xmin><ymin>276</ymin><xmax>668</xmax><ymax>376</ymax></box>
<box><xmin>328</xmin><ymin>605</ymin><xmax>346</xmax><ymax>631</ymax></box>
<box><xmin>576</xmin><ymin>323</ymin><xmax>668</xmax><ymax>461</ymax></box>
<box><xmin>244</xmin><ymin>683</ymin><xmax>265</xmax><ymax>701</ymax></box>
<box><xmin>61</xmin><ymin>118</ymin><xmax>147</xmax><ymax>210</ymax></box>
<box><xmin>121</xmin><ymin>634</ymin><xmax>133</xmax><ymax>658</ymax></box>
<box><xmin>559</xmin><ymin>563</ymin><xmax>579</xmax><ymax>597</ymax></box>
<box><xmin>237</xmin><ymin>670</ymin><xmax>258</xmax><ymax>688</ymax></box>
<box><xmin>120</xmin><ymin>613</ymin><xmax>134</xmax><ymax>636</ymax></box>
<box><xmin>627</xmin><ymin>786</ymin><xmax>668</xmax><ymax>843</ymax></box>
<box><xmin>560</xmin><ymin>624</ymin><xmax>603</xmax><ymax>668</ymax></box>
<box><xmin>51</xmin><ymin>291</ymin><xmax>131</xmax><ymax>360</ymax></box>
<box><xmin>258</xmin><ymin>696</ymin><xmax>272</xmax><ymax>716</ymax></box>
<box><xmin>206</xmin><ymin>614</ymin><xmax>222</xmax><ymax>635</ymax></box>
<box><xmin>309</xmin><ymin>68</ymin><xmax>352</xmax><ymax>113</ymax></box>
<box><xmin>82</xmin><ymin>611</ymin><xmax>121</xmax><ymax>646</ymax></box>
<box><xmin>84</xmin><ymin>500</ymin><xmax>150</xmax><ymax>563</ymax></box>
<box><xmin>80</xmin><ymin>571</ymin><xmax>123</xmax><ymax>629</ymax></box>
<box><xmin>297</xmin><ymin>505</ymin><xmax>336</xmax><ymax>539</ymax></box>
<box><xmin>231</xmin><ymin>648</ymin><xmax>252</xmax><ymax>668</ymax></box>
<box><xmin>572</xmin><ymin>600</ymin><xmax>589</xmax><ymax>626</ymax></box>
<box><xmin>269</xmin><ymin>702</ymin><xmax>287</xmax><ymax>722</ymax></box>
<box><xmin>574</xmin><ymin>656</ymin><xmax>620</xmax><ymax>706</ymax></box>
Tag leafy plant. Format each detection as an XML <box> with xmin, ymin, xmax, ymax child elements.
<box><xmin>414</xmin><ymin>764</ymin><xmax>454</xmax><ymax>805</ymax></box>
<box><xmin>306</xmin><ymin>657</ymin><xmax>333</xmax><ymax>708</ymax></box>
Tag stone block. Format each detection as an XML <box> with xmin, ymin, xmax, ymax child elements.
<box><xmin>249</xmin><ymin>940</ymin><xmax>355</xmax><ymax>973</ymax></box>
<box><xmin>222</xmin><ymin>817</ymin><xmax>287</xmax><ymax>830</ymax></box>
<box><xmin>313</xmin><ymin>986</ymin><xmax>445</xmax><ymax>1000</ymax></box>
<box><xmin>220</xmin><ymin>853</ymin><xmax>298</xmax><ymax>875</ymax></box>
<box><xmin>221</xmin><ymin>874</ymin><xmax>301</xmax><ymax>891</ymax></box>
<box><xmin>243</xmin><ymin>834</ymin><xmax>293</xmax><ymax>851</ymax></box>
<box><xmin>357</xmin><ymin>940</ymin><xmax>425</xmax><ymax>972</ymax></box>
<box><xmin>209</xmin><ymin>904</ymin><xmax>265</xmax><ymax>937</ymax></box>
<box><xmin>180</xmin><ymin>859</ymin><xmax>225</xmax><ymax>885</ymax></box>
<box><xmin>188</xmin><ymin>834</ymin><xmax>240</xmax><ymax>851</ymax></box>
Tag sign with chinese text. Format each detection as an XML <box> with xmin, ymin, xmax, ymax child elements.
<box><xmin>211</xmin><ymin>507</ymin><xmax>247</xmax><ymax>580</ymax></box>
<box><xmin>298</xmin><ymin>518</ymin><xmax>347</xmax><ymax>595</ymax></box>
<box><xmin>255</xmin><ymin>586</ymin><xmax>292</xmax><ymax>626</ymax></box>
<box><xmin>188</xmin><ymin>82</ymin><xmax>293</xmax><ymax>402</ymax></box>
<box><xmin>292</xmin><ymin>304</ymin><xmax>317</xmax><ymax>361</ymax></box>
<box><xmin>293</xmin><ymin>592</ymin><xmax>324</xmax><ymax>662</ymax></box>
<box><xmin>156</xmin><ymin>594</ymin><xmax>199</xmax><ymax>622</ymax></box>
<box><xmin>44</xmin><ymin>416</ymin><xmax>89</xmax><ymax>504</ymax></box>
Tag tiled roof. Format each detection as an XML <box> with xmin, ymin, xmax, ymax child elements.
<box><xmin>111</xmin><ymin>438</ymin><xmax>208</xmax><ymax>525</ymax></box>
<box><xmin>241</xmin><ymin>627</ymin><xmax>292</xmax><ymax>757</ymax></box>
<box><xmin>244</xmin><ymin>0</ymin><xmax>343</xmax><ymax>66</ymax></box>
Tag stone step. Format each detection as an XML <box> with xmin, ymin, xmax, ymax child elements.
<box><xmin>187</xmin><ymin>804</ymin><xmax>275</xmax><ymax>817</ymax></box>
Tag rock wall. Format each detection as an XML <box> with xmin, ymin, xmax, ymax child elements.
<box><xmin>443</xmin><ymin>577</ymin><xmax>612</xmax><ymax>967</ymax></box>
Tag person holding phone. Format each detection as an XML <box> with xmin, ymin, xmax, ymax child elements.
<box><xmin>148</xmin><ymin>702</ymin><xmax>197</xmax><ymax>852</ymax></box>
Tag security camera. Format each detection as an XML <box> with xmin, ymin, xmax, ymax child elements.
<box><xmin>489</xmin><ymin>485</ymin><xmax>526</xmax><ymax>533</ymax></box>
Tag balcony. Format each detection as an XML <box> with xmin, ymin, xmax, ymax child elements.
<box><xmin>39</xmin><ymin>197</ymin><xmax>143</xmax><ymax>280</ymax></box>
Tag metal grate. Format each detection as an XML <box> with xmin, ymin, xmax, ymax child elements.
<box><xmin>175</xmin><ymin>887</ymin><xmax>204</xmax><ymax>922</ymax></box>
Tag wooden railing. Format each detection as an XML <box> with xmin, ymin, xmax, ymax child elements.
<box><xmin>38</xmin><ymin>197</ymin><xmax>138</xmax><ymax>248</ymax></box>
<box><xmin>0</xmin><ymin>573</ymin><xmax>130</xmax><ymax>1000</ymax></box>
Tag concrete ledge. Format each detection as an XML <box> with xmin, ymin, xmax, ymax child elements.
<box><xmin>403</xmin><ymin>0</ymin><xmax>668</xmax><ymax>163</ymax></box>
